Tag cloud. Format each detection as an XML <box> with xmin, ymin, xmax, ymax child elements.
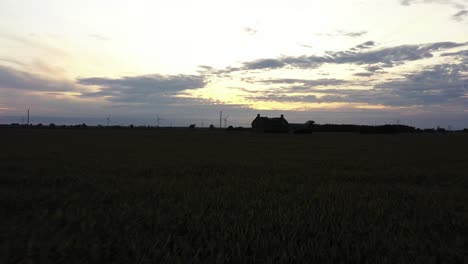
<box><xmin>231</xmin><ymin>41</ymin><xmax>466</xmax><ymax>72</ymax></box>
<box><xmin>400</xmin><ymin>0</ymin><xmax>467</xmax><ymax>7</ymax></box>
<box><xmin>245</xmin><ymin>94</ymin><xmax>320</xmax><ymax>103</ymax></box>
<box><xmin>441</xmin><ymin>49</ymin><xmax>468</xmax><ymax>58</ymax></box>
<box><xmin>0</xmin><ymin>65</ymin><xmax>75</xmax><ymax>92</ymax></box>
<box><xmin>259</xmin><ymin>78</ymin><xmax>348</xmax><ymax>88</ymax></box>
<box><xmin>374</xmin><ymin>63</ymin><xmax>468</xmax><ymax>105</ymax></box>
<box><xmin>89</xmin><ymin>34</ymin><xmax>111</xmax><ymax>41</ymax></box>
<box><xmin>352</xmin><ymin>41</ymin><xmax>376</xmax><ymax>50</ymax></box>
<box><xmin>0</xmin><ymin>58</ymin><xmax>26</xmax><ymax>67</ymax></box>
<box><xmin>243</xmin><ymin>59</ymin><xmax>286</xmax><ymax>70</ymax></box>
<box><xmin>243</xmin><ymin>27</ymin><xmax>258</xmax><ymax>35</ymax></box>
<box><xmin>78</xmin><ymin>74</ymin><xmax>206</xmax><ymax>104</ymax></box>
<box><xmin>300</xmin><ymin>44</ymin><xmax>314</xmax><ymax>49</ymax></box>
<box><xmin>245</xmin><ymin>63</ymin><xmax>467</xmax><ymax>107</ymax></box>
<box><xmin>366</xmin><ymin>65</ymin><xmax>384</xmax><ymax>72</ymax></box>
<box><xmin>441</xmin><ymin>49</ymin><xmax>468</xmax><ymax>65</ymax></box>
<box><xmin>354</xmin><ymin>72</ymin><xmax>375</xmax><ymax>77</ymax></box>
<box><xmin>341</xmin><ymin>31</ymin><xmax>368</xmax><ymax>37</ymax></box>
<box><xmin>323</xmin><ymin>42</ymin><xmax>464</xmax><ymax>65</ymax></box>
<box><xmin>452</xmin><ymin>9</ymin><xmax>468</xmax><ymax>21</ymax></box>
<box><xmin>316</xmin><ymin>30</ymin><xmax>368</xmax><ymax>38</ymax></box>
<box><xmin>0</xmin><ymin>33</ymin><xmax>68</xmax><ymax>57</ymax></box>
<box><xmin>399</xmin><ymin>0</ymin><xmax>468</xmax><ymax>20</ymax></box>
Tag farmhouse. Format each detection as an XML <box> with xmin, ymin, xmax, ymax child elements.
<box><xmin>251</xmin><ymin>114</ymin><xmax>289</xmax><ymax>133</ymax></box>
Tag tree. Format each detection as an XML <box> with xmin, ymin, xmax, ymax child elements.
<box><xmin>305</xmin><ymin>120</ymin><xmax>315</xmax><ymax>129</ymax></box>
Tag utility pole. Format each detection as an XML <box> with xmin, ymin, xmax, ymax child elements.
<box><xmin>27</xmin><ymin>109</ymin><xmax>30</xmax><ymax>125</ymax></box>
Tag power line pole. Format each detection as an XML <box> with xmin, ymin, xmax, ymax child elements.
<box><xmin>27</xmin><ymin>109</ymin><xmax>30</xmax><ymax>125</ymax></box>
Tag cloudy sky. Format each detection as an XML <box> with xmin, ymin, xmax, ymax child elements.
<box><xmin>0</xmin><ymin>0</ymin><xmax>467</xmax><ymax>128</ymax></box>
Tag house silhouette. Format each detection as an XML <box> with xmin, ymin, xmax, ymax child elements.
<box><xmin>251</xmin><ymin>114</ymin><xmax>289</xmax><ymax>133</ymax></box>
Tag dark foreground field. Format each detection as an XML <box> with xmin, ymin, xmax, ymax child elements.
<box><xmin>1</xmin><ymin>128</ymin><xmax>467</xmax><ymax>263</ymax></box>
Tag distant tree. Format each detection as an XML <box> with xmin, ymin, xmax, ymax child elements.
<box><xmin>189</xmin><ymin>124</ymin><xmax>196</xmax><ymax>129</ymax></box>
<box><xmin>305</xmin><ymin>120</ymin><xmax>315</xmax><ymax>129</ymax></box>
<box><xmin>436</xmin><ymin>126</ymin><xmax>446</xmax><ymax>133</ymax></box>
<box><xmin>49</xmin><ymin>123</ymin><xmax>56</xmax><ymax>128</ymax></box>
<box><xmin>129</xmin><ymin>124</ymin><xmax>134</xmax><ymax>129</ymax></box>
<box><xmin>209</xmin><ymin>124</ymin><xmax>215</xmax><ymax>130</ymax></box>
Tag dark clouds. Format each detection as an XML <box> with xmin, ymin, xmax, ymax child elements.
<box><xmin>441</xmin><ymin>49</ymin><xmax>468</xmax><ymax>58</ymax></box>
<box><xmin>243</xmin><ymin>59</ymin><xmax>286</xmax><ymax>70</ymax></box>
<box><xmin>375</xmin><ymin>63</ymin><xmax>467</xmax><ymax>105</ymax></box>
<box><xmin>229</xmin><ymin>41</ymin><xmax>466</xmax><ymax>72</ymax></box>
<box><xmin>354</xmin><ymin>72</ymin><xmax>375</xmax><ymax>77</ymax></box>
<box><xmin>245</xmin><ymin>63</ymin><xmax>467</xmax><ymax>107</ymax></box>
<box><xmin>78</xmin><ymin>74</ymin><xmax>206</xmax><ymax>104</ymax></box>
<box><xmin>0</xmin><ymin>65</ymin><xmax>74</xmax><ymax>92</ymax></box>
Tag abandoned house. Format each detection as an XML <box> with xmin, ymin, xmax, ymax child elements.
<box><xmin>251</xmin><ymin>114</ymin><xmax>289</xmax><ymax>133</ymax></box>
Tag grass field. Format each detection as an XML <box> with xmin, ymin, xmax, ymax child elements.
<box><xmin>1</xmin><ymin>128</ymin><xmax>467</xmax><ymax>263</ymax></box>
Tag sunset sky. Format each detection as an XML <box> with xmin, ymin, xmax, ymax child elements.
<box><xmin>0</xmin><ymin>0</ymin><xmax>467</xmax><ymax>128</ymax></box>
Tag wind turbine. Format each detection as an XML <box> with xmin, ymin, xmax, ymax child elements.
<box><xmin>106</xmin><ymin>115</ymin><xmax>111</xmax><ymax>127</ymax></box>
<box><xmin>224</xmin><ymin>115</ymin><xmax>230</xmax><ymax>128</ymax></box>
<box><xmin>219</xmin><ymin>111</ymin><xmax>222</xmax><ymax>128</ymax></box>
<box><xmin>156</xmin><ymin>115</ymin><xmax>165</xmax><ymax>127</ymax></box>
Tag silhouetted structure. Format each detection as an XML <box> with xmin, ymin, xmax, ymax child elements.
<box><xmin>289</xmin><ymin>120</ymin><xmax>315</xmax><ymax>133</ymax></box>
<box><xmin>252</xmin><ymin>114</ymin><xmax>289</xmax><ymax>133</ymax></box>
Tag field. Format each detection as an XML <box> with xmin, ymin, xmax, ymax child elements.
<box><xmin>1</xmin><ymin>128</ymin><xmax>467</xmax><ymax>263</ymax></box>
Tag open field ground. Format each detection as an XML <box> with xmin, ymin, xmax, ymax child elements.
<box><xmin>1</xmin><ymin>128</ymin><xmax>468</xmax><ymax>263</ymax></box>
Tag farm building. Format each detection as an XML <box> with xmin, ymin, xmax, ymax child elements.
<box><xmin>251</xmin><ymin>114</ymin><xmax>289</xmax><ymax>133</ymax></box>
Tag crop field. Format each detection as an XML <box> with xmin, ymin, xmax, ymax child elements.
<box><xmin>1</xmin><ymin>128</ymin><xmax>467</xmax><ymax>263</ymax></box>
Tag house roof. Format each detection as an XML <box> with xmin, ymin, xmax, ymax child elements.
<box><xmin>252</xmin><ymin>114</ymin><xmax>289</xmax><ymax>127</ymax></box>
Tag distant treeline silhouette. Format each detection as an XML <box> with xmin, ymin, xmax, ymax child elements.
<box><xmin>312</xmin><ymin>124</ymin><xmax>416</xmax><ymax>134</ymax></box>
<box><xmin>2</xmin><ymin>122</ymin><xmax>467</xmax><ymax>133</ymax></box>
<box><xmin>295</xmin><ymin>124</ymin><xmax>460</xmax><ymax>134</ymax></box>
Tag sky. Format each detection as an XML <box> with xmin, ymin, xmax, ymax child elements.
<box><xmin>0</xmin><ymin>0</ymin><xmax>467</xmax><ymax>128</ymax></box>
